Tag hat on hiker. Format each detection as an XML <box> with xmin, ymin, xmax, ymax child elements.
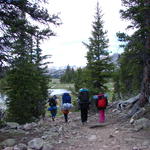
<box><xmin>79</xmin><ymin>88</ymin><xmax>89</xmax><ymax>92</ymax></box>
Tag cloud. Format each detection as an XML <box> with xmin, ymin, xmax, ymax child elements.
<box><xmin>41</xmin><ymin>0</ymin><xmax>131</xmax><ymax>67</ymax></box>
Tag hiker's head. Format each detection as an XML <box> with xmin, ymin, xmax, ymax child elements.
<box><xmin>93</xmin><ymin>95</ymin><xmax>98</xmax><ymax>100</ymax></box>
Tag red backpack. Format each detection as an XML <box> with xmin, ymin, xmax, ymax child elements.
<box><xmin>97</xmin><ymin>94</ymin><xmax>107</xmax><ymax>108</ymax></box>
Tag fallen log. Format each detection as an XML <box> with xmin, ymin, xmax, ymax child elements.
<box><xmin>117</xmin><ymin>94</ymin><xmax>140</xmax><ymax>111</ymax></box>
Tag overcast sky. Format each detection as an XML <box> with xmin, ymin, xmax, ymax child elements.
<box><xmin>41</xmin><ymin>0</ymin><xmax>130</xmax><ymax>68</ymax></box>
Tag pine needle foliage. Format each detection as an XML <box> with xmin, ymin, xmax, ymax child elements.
<box><xmin>113</xmin><ymin>0</ymin><xmax>150</xmax><ymax>100</ymax></box>
<box><xmin>83</xmin><ymin>2</ymin><xmax>114</xmax><ymax>94</ymax></box>
<box><xmin>0</xmin><ymin>0</ymin><xmax>60</xmax><ymax>124</ymax></box>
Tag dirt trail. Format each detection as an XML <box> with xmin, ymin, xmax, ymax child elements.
<box><xmin>52</xmin><ymin>109</ymin><xmax>150</xmax><ymax>150</ymax></box>
<box><xmin>0</xmin><ymin>108</ymin><xmax>150</xmax><ymax>150</ymax></box>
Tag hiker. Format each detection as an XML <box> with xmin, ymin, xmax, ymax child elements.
<box><xmin>61</xmin><ymin>93</ymin><xmax>73</xmax><ymax>123</ymax></box>
<box><xmin>48</xmin><ymin>95</ymin><xmax>58</xmax><ymax>121</ymax></box>
<box><xmin>95</xmin><ymin>93</ymin><xmax>108</xmax><ymax>123</ymax></box>
<box><xmin>78</xmin><ymin>88</ymin><xmax>90</xmax><ymax>125</ymax></box>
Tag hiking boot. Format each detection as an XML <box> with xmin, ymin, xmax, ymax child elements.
<box><xmin>52</xmin><ymin>117</ymin><xmax>55</xmax><ymax>121</ymax></box>
<box><xmin>82</xmin><ymin>122</ymin><xmax>85</xmax><ymax>125</ymax></box>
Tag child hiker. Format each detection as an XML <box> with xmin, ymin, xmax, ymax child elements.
<box><xmin>95</xmin><ymin>93</ymin><xmax>108</xmax><ymax>123</ymax></box>
<box><xmin>61</xmin><ymin>93</ymin><xmax>73</xmax><ymax>123</ymax></box>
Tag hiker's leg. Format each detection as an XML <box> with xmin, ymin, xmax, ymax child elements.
<box><xmin>98</xmin><ymin>110</ymin><xmax>101</xmax><ymax>122</ymax></box>
<box><xmin>83</xmin><ymin>104</ymin><xmax>89</xmax><ymax>123</ymax></box>
<box><xmin>103</xmin><ymin>109</ymin><xmax>105</xmax><ymax>122</ymax></box>
<box><xmin>55</xmin><ymin>109</ymin><xmax>57</xmax><ymax>117</ymax></box>
<box><xmin>84</xmin><ymin>108</ymin><xmax>88</xmax><ymax>122</ymax></box>
<box><xmin>82</xmin><ymin>108</ymin><xmax>87</xmax><ymax>123</ymax></box>
<box><xmin>99</xmin><ymin>109</ymin><xmax>105</xmax><ymax>123</ymax></box>
<box><xmin>65</xmin><ymin>114</ymin><xmax>68</xmax><ymax>122</ymax></box>
<box><xmin>80</xmin><ymin>108</ymin><xmax>84</xmax><ymax>123</ymax></box>
<box><xmin>64</xmin><ymin>113</ymin><xmax>68</xmax><ymax>122</ymax></box>
<box><xmin>53</xmin><ymin>109</ymin><xmax>57</xmax><ymax>121</ymax></box>
<box><xmin>51</xmin><ymin>110</ymin><xmax>55</xmax><ymax>121</ymax></box>
<box><xmin>50</xmin><ymin>110</ymin><xmax>53</xmax><ymax>118</ymax></box>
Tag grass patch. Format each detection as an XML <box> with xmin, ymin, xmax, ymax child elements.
<box><xmin>49</xmin><ymin>78</ymin><xmax>74</xmax><ymax>90</ymax></box>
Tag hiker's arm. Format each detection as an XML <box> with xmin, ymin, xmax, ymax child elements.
<box><xmin>93</xmin><ymin>95</ymin><xmax>98</xmax><ymax>106</ymax></box>
<box><xmin>95</xmin><ymin>99</ymin><xmax>98</xmax><ymax>107</ymax></box>
<box><xmin>106</xmin><ymin>98</ymin><xmax>108</xmax><ymax>106</ymax></box>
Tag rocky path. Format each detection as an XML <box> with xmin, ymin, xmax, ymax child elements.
<box><xmin>53</xmin><ymin>110</ymin><xmax>150</xmax><ymax>150</ymax></box>
<box><xmin>0</xmin><ymin>108</ymin><xmax>150</xmax><ymax>150</ymax></box>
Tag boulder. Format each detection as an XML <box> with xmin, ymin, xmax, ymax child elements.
<box><xmin>0</xmin><ymin>138</ymin><xmax>16</xmax><ymax>147</ymax></box>
<box><xmin>13</xmin><ymin>143</ymin><xmax>27</xmax><ymax>150</ymax></box>
<box><xmin>133</xmin><ymin>117</ymin><xmax>150</xmax><ymax>131</ymax></box>
<box><xmin>6</xmin><ymin>122</ymin><xmax>20</xmax><ymax>129</ymax></box>
<box><xmin>28</xmin><ymin>138</ymin><xmax>44</xmax><ymax>150</ymax></box>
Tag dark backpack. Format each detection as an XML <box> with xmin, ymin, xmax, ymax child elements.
<box><xmin>78</xmin><ymin>89</ymin><xmax>89</xmax><ymax>103</ymax></box>
<box><xmin>49</xmin><ymin>98</ymin><xmax>57</xmax><ymax>107</ymax></box>
<box><xmin>97</xmin><ymin>94</ymin><xmax>107</xmax><ymax>108</ymax></box>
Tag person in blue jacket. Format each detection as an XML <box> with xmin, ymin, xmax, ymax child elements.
<box><xmin>48</xmin><ymin>95</ymin><xmax>57</xmax><ymax>121</ymax></box>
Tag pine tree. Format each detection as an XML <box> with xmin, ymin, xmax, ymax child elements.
<box><xmin>0</xmin><ymin>0</ymin><xmax>59</xmax><ymax>70</ymax></box>
<box><xmin>74</xmin><ymin>67</ymin><xmax>90</xmax><ymax>92</ymax></box>
<box><xmin>60</xmin><ymin>65</ymin><xmax>75</xmax><ymax>83</ymax></box>
<box><xmin>120</xmin><ymin>0</ymin><xmax>150</xmax><ymax>104</ymax></box>
<box><xmin>0</xmin><ymin>0</ymin><xmax>60</xmax><ymax>123</ymax></box>
<box><xmin>113</xmin><ymin>32</ymin><xmax>143</xmax><ymax>99</ymax></box>
<box><xmin>120</xmin><ymin>0</ymin><xmax>150</xmax><ymax>61</ymax></box>
<box><xmin>83</xmin><ymin>2</ymin><xmax>113</xmax><ymax>94</ymax></box>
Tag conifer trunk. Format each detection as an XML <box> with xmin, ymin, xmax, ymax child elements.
<box><xmin>140</xmin><ymin>59</ymin><xmax>150</xmax><ymax>105</ymax></box>
<box><xmin>139</xmin><ymin>0</ymin><xmax>150</xmax><ymax>105</ymax></box>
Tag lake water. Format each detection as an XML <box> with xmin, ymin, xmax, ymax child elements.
<box><xmin>0</xmin><ymin>93</ymin><xmax>7</xmax><ymax>109</ymax></box>
<box><xmin>0</xmin><ymin>88</ymin><xmax>71</xmax><ymax>106</ymax></box>
<box><xmin>48</xmin><ymin>89</ymin><xmax>71</xmax><ymax>96</ymax></box>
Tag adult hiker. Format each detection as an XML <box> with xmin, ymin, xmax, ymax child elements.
<box><xmin>78</xmin><ymin>88</ymin><xmax>90</xmax><ymax>125</ymax></box>
<box><xmin>95</xmin><ymin>93</ymin><xmax>108</xmax><ymax>123</ymax></box>
<box><xmin>48</xmin><ymin>95</ymin><xmax>58</xmax><ymax>121</ymax></box>
<box><xmin>61</xmin><ymin>93</ymin><xmax>73</xmax><ymax>123</ymax></box>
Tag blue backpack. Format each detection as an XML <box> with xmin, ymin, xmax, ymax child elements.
<box><xmin>62</xmin><ymin>93</ymin><xmax>71</xmax><ymax>103</ymax></box>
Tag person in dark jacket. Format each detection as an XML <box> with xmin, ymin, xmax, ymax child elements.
<box><xmin>48</xmin><ymin>95</ymin><xmax>57</xmax><ymax>121</ymax></box>
<box><xmin>95</xmin><ymin>93</ymin><xmax>108</xmax><ymax>123</ymax></box>
<box><xmin>78</xmin><ymin>88</ymin><xmax>90</xmax><ymax>125</ymax></box>
<box><xmin>61</xmin><ymin>93</ymin><xmax>73</xmax><ymax>123</ymax></box>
